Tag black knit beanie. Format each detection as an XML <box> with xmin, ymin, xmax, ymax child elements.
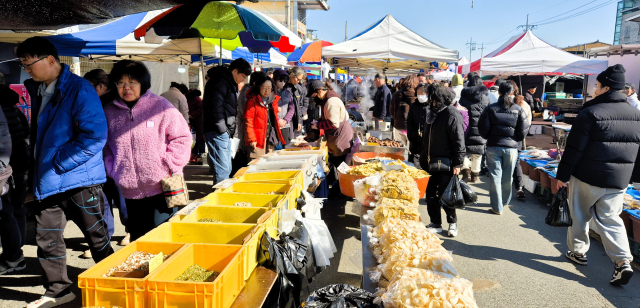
<box><xmin>597</xmin><ymin>64</ymin><xmax>626</xmax><ymax>91</ymax></box>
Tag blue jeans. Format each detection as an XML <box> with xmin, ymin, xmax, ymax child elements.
<box><xmin>205</xmin><ymin>131</ymin><xmax>232</xmax><ymax>185</ymax></box>
<box><xmin>486</xmin><ymin>146</ymin><xmax>518</xmax><ymax>213</ymax></box>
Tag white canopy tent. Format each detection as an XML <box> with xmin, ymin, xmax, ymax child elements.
<box><xmin>457</xmin><ymin>31</ymin><xmax>608</xmax><ymax>76</ymax></box>
<box><xmin>322</xmin><ymin>15</ymin><xmax>458</xmax><ymax>71</ymax></box>
<box><xmin>431</xmin><ymin>70</ymin><xmax>456</xmax><ymax>80</ymax></box>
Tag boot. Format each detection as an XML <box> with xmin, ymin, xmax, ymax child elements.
<box><xmin>470</xmin><ymin>172</ymin><xmax>480</xmax><ymax>183</ymax></box>
<box><xmin>461</xmin><ymin>169</ymin><xmax>471</xmax><ymax>182</ymax></box>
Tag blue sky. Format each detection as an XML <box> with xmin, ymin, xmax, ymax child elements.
<box><xmin>306</xmin><ymin>0</ymin><xmax>619</xmax><ymax>61</ymax></box>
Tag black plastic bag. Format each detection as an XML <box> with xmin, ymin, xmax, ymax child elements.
<box><xmin>545</xmin><ymin>187</ymin><xmax>573</xmax><ymax>227</ymax></box>
<box><xmin>305</xmin><ymin>284</ymin><xmax>381</xmax><ymax>308</ymax></box>
<box><xmin>441</xmin><ymin>176</ymin><xmax>465</xmax><ymax>209</ymax></box>
<box><xmin>459</xmin><ymin>179</ymin><xmax>477</xmax><ymax>205</ymax></box>
<box><xmin>259</xmin><ymin>221</ymin><xmax>322</xmax><ymax>308</ymax></box>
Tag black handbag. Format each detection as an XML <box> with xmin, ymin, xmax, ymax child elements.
<box><xmin>427</xmin><ymin>125</ymin><xmax>451</xmax><ymax>172</ymax></box>
<box><xmin>545</xmin><ymin>187</ymin><xmax>573</xmax><ymax>227</ymax></box>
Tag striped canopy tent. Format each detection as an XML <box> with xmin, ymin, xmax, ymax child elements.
<box><xmin>322</xmin><ymin>15</ymin><xmax>458</xmax><ymax>71</ymax></box>
<box><xmin>458</xmin><ymin>31</ymin><xmax>608</xmax><ymax>76</ymax></box>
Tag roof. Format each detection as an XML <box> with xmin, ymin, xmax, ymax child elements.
<box><xmin>322</xmin><ymin>15</ymin><xmax>458</xmax><ymax>71</ymax></box>
<box><xmin>458</xmin><ymin>31</ymin><xmax>609</xmax><ymax>75</ymax></box>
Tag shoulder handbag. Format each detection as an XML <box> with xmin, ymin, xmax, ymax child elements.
<box><xmin>427</xmin><ymin>124</ymin><xmax>451</xmax><ymax>172</ymax></box>
<box><xmin>161</xmin><ymin>164</ymin><xmax>189</xmax><ymax>208</ymax></box>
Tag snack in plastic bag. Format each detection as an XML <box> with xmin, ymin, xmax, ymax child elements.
<box><xmin>372</xmin><ymin>204</ymin><xmax>421</xmax><ymax>226</ymax></box>
<box><xmin>349</xmin><ymin>161</ymin><xmax>384</xmax><ymax>176</ymax></box>
<box><xmin>371</xmin><ymin>218</ymin><xmax>426</xmax><ymax>238</ymax></box>
<box><xmin>376</xmin><ymin>226</ymin><xmax>443</xmax><ymax>250</ymax></box>
<box><xmin>378</xmin><ymin>238</ymin><xmax>446</xmax><ymax>263</ymax></box>
<box><xmin>376</xmin><ymin>197</ymin><xmax>418</xmax><ymax>208</ymax></box>
<box><xmin>376</xmin><ymin>249</ymin><xmax>458</xmax><ymax>280</ymax></box>
<box><xmin>354</xmin><ymin>174</ymin><xmax>384</xmax><ymax>206</ymax></box>
<box><xmin>379</xmin><ymin>276</ymin><xmax>478</xmax><ymax>308</ymax></box>
<box><xmin>388</xmin><ymin>160</ymin><xmax>430</xmax><ymax>179</ymax></box>
<box><xmin>378</xmin><ymin>172</ymin><xmax>420</xmax><ymax>203</ymax></box>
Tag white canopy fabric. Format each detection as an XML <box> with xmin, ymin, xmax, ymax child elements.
<box><xmin>431</xmin><ymin>70</ymin><xmax>455</xmax><ymax>80</ymax></box>
<box><xmin>458</xmin><ymin>57</ymin><xmax>470</xmax><ymax>65</ymax></box>
<box><xmin>458</xmin><ymin>31</ymin><xmax>608</xmax><ymax>76</ymax></box>
<box><xmin>322</xmin><ymin>15</ymin><xmax>458</xmax><ymax>71</ymax></box>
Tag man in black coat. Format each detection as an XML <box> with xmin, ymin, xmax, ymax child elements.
<box><xmin>0</xmin><ymin>84</ymin><xmax>30</xmax><ymax>276</ymax></box>
<box><xmin>524</xmin><ymin>85</ymin><xmax>543</xmax><ymax>112</ymax></box>
<box><xmin>202</xmin><ymin>59</ymin><xmax>251</xmax><ymax>185</ymax></box>
<box><xmin>372</xmin><ymin>73</ymin><xmax>391</xmax><ymax>122</ymax></box>
<box><xmin>556</xmin><ymin>64</ymin><xmax>639</xmax><ymax>286</ymax></box>
<box><xmin>458</xmin><ymin>75</ymin><xmax>490</xmax><ymax>182</ymax></box>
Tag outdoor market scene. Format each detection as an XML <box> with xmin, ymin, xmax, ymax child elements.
<box><xmin>2</xmin><ymin>0</ymin><xmax>640</xmax><ymax>307</ymax></box>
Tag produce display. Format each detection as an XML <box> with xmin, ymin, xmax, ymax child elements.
<box><xmin>377</xmin><ymin>238</ymin><xmax>447</xmax><ymax>263</ymax></box>
<box><xmin>388</xmin><ymin>161</ymin><xmax>429</xmax><ymax>179</ymax></box>
<box><xmin>372</xmin><ymin>204</ymin><xmax>421</xmax><ymax>225</ymax></box>
<box><xmin>378</xmin><ymin>172</ymin><xmax>420</xmax><ymax>204</ymax></box>
<box><xmin>198</xmin><ymin>218</ymin><xmax>223</xmax><ymax>223</ymax></box>
<box><xmin>175</xmin><ymin>264</ymin><xmax>220</xmax><ymax>282</ymax></box>
<box><xmin>375</xmin><ymin>225</ymin><xmax>442</xmax><ymax>250</ymax></box>
<box><xmin>103</xmin><ymin>251</ymin><xmax>168</xmax><ymax>277</ymax></box>
<box><xmin>377</xmin><ymin>249</ymin><xmax>458</xmax><ymax>280</ymax></box>
<box><xmin>367</xmin><ymin>136</ymin><xmax>404</xmax><ymax>148</ymax></box>
<box><xmin>376</xmin><ymin>198</ymin><xmax>418</xmax><ymax>209</ymax></box>
<box><xmin>347</xmin><ymin>160</ymin><xmax>429</xmax><ymax>179</ymax></box>
<box><xmin>234</xmin><ymin>202</ymin><xmax>252</xmax><ymax>207</ymax></box>
<box><xmin>371</xmin><ymin>218</ymin><xmax>426</xmax><ymax>238</ymax></box>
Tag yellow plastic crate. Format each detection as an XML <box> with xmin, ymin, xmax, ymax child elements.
<box><xmin>78</xmin><ymin>241</ymin><xmax>186</xmax><ymax>308</ymax></box>
<box><xmin>219</xmin><ymin>182</ymin><xmax>298</xmax><ymax>210</ymax></box>
<box><xmin>203</xmin><ymin>192</ymin><xmax>285</xmax><ymax>209</ymax></box>
<box><xmin>235</xmin><ymin>170</ymin><xmax>302</xmax><ymax>186</ymax></box>
<box><xmin>138</xmin><ymin>222</ymin><xmax>256</xmax><ymax>245</ymax></box>
<box><xmin>180</xmin><ymin>206</ymin><xmax>270</xmax><ymax>224</ymax></box>
<box><xmin>147</xmin><ymin>244</ymin><xmax>244</xmax><ymax>308</ymax></box>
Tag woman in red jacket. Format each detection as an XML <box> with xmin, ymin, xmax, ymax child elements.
<box><xmin>244</xmin><ymin>76</ymin><xmax>286</xmax><ymax>159</ymax></box>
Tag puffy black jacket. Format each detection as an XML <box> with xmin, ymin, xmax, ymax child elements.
<box><xmin>373</xmin><ymin>84</ymin><xmax>392</xmax><ymax>119</ymax></box>
<box><xmin>0</xmin><ymin>85</ymin><xmax>30</xmax><ymax>174</ymax></box>
<box><xmin>557</xmin><ymin>91</ymin><xmax>640</xmax><ymax>189</ymax></box>
<box><xmin>419</xmin><ymin>105</ymin><xmax>466</xmax><ymax>169</ymax></box>
<box><xmin>286</xmin><ymin>83</ymin><xmax>309</xmax><ymax>129</ymax></box>
<box><xmin>459</xmin><ymin>85</ymin><xmax>490</xmax><ymax>154</ymax></box>
<box><xmin>478</xmin><ymin>101</ymin><xmax>528</xmax><ymax>149</ymax></box>
<box><xmin>0</xmin><ymin>107</ymin><xmax>10</xmax><ymax>173</ymax></box>
<box><xmin>203</xmin><ymin>67</ymin><xmax>238</xmax><ymax>136</ymax></box>
<box><xmin>406</xmin><ymin>99</ymin><xmax>428</xmax><ymax>154</ymax></box>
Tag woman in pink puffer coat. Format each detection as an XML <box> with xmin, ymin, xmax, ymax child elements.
<box><xmin>103</xmin><ymin>60</ymin><xmax>191</xmax><ymax>240</ymax></box>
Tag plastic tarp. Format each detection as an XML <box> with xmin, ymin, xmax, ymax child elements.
<box><xmin>322</xmin><ymin>15</ymin><xmax>458</xmax><ymax>71</ymax></box>
<box><xmin>458</xmin><ymin>31</ymin><xmax>608</xmax><ymax>76</ymax></box>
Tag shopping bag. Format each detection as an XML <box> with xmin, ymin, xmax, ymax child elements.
<box><xmin>545</xmin><ymin>187</ymin><xmax>572</xmax><ymax>227</ymax></box>
<box><xmin>459</xmin><ymin>179</ymin><xmax>477</xmax><ymax>205</ymax></box>
<box><xmin>441</xmin><ymin>176</ymin><xmax>465</xmax><ymax>209</ymax></box>
<box><xmin>304</xmin><ymin>284</ymin><xmax>380</xmax><ymax>308</ymax></box>
<box><xmin>230</xmin><ymin>137</ymin><xmax>240</xmax><ymax>158</ymax></box>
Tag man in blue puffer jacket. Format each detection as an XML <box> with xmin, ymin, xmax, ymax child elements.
<box><xmin>17</xmin><ymin>37</ymin><xmax>113</xmax><ymax>308</ymax></box>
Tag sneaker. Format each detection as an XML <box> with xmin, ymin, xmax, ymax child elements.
<box><xmin>119</xmin><ymin>233</ymin><xmax>131</xmax><ymax>246</ymax></box>
<box><xmin>448</xmin><ymin>223</ymin><xmax>458</xmax><ymax>237</ymax></box>
<box><xmin>426</xmin><ymin>223</ymin><xmax>443</xmax><ymax>233</ymax></box>
<box><xmin>517</xmin><ymin>190</ymin><xmax>525</xmax><ymax>199</ymax></box>
<box><xmin>488</xmin><ymin>208</ymin><xmax>502</xmax><ymax>215</ymax></box>
<box><xmin>26</xmin><ymin>292</ymin><xmax>76</xmax><ymax>308</ymax></box>
<box><xmin>0</xmin><ymin>255</ymin><xmax>27</xmax><ymax>275</ymax></box>
<box><xmin>80</xmin><ymin>250</ymin><xmax>92</xmax><ymax>259</ymax></box>
<box><xmin>565</xmin><ymin>251</ymin><xmax>588</xmax><ymax>266</ymax></box>
<box><xmin>610</xmin><ymin>262</ymin><xmax>634</xmax><ymax>286</ymax></box>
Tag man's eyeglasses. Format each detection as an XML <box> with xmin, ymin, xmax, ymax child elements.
<box><xmin>116</xmin><ymin>81</ymin><xmax>140</xmax><ymax>89</ymax></box>
<box><xmin>20</xmin><ymin>57</ymin><xmax>47</xmax><ymax>70</ymax></box>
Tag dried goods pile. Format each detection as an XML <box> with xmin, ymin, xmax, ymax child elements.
<box><xmin>366</xmin><ymin>136</ymin><xmax>404</xmax><ymax>147</ymax></box>
<box><xmin>175</xmin><ymin>264</ymin><xmax>220</xmax><ymax>282</ymax></box>
<box><xmin>347</xmin><ymin>160</ymin><xmax>429</xmax><ymax>179</ymax></box>
<box><xmin>103</xmin><ymin>251</ymin><xmax>169</xmax><ymax>277</ymax></box>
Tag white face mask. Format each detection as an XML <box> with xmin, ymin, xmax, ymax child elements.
<box><xmin>417</xmin><ymin>95</ymin><xmax>428</xmax><ymax>103</ymax></box>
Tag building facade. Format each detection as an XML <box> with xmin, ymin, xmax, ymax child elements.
<box><xmin>614</xmin><ymin>0</ymin><xmax>640</xmax><ymax>44</ymax></box>
<box><xmin>239</xmin><ymin>0</ymin><xmax>329</xmax><ymax>41</ymax></box>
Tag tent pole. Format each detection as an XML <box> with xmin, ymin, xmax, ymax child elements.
<box><xmin>541</xmin><ymin>74</ymin><xmax>546</xmax><ymax>107</ymax></box>
<box><xmin>200</xmin><ymin>54</ymin><xmax>206</xmax><ymax>92</ymax></box>
<box><xmin>219</xmin><ymin>38</ymin><xmax>223</xmax><ymax>66</ymax></box>
<box><xmin>519</xmin><ymin>75</ymin><xmax>522</xmax><ymax>95</ymax></box>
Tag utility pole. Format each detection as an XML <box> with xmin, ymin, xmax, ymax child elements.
<box><xmin>465</xmin><ymin>37</ymin><xmax>477</xmax><ymax>60</ymax></box>
<box><xmin>518</xmin><ymin>14</ymin><xmax>538</xmax><ymax>32</ymax></box>
<box><xmin>479</xmin><ymin>42</ymin><xmax>485</xmax><ymax>58</ymax></box>
<box><xmin>285</xmin><ymin>0</ymin><xmax>291</xmax><ymax>31</ymax></box>
<box><xmin>345</xmin><ymin>21</ymin><xmax>348</xmax><ymax>42</ymax></box>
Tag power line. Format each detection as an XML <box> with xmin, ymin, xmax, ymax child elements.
<box><xmin>536</xmin><ymin>0</ymin><xmax>617</xmax><ymax>26</ymax></box>
<box><xmin>532</xmin><ymin>0</ymin><xmax>608</xmax><ymax>24</ymax></box>
<box><xmin>529</xmin><ymin>0</ymin><xmax>574</xmax><ymax>16</ymax></box>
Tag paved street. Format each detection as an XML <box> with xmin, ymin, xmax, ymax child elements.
<box><xmin>1</xmin><ymin>163</ymin><xmax>639</xmax><ymax>308</ymax></box>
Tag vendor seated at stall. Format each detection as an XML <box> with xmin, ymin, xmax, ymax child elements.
<box><xmin>308</xmin><ymin>80</ymin><xmax>354</xmax><ymax>199</ymax></box>
<box><xmin>244</xmin><ymin>75</ymin><xmax>287</xmax><ymax>160</ymax></box>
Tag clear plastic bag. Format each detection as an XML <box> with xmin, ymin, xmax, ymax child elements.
<box><xmin>371</xmin><ymin>204</ymin><xmax>421</xmax><ymax>226</ymax></box>
<box><xmin>377</xmin><ymin>172</ymin><xmax>420</xmax><ymax>204</ymax></box>
<box><xmin>379</xmin><ymin>276</ymin><xmax>478</xmax><ymax>308</ymax></box>
<box><xmin>374</xmin><ymin>249</ymin><xmax>458</xmax><ymax>280</ymax></box>
<box><xmin>376</xmin><ymin>226</ymin><xmax>443</xmax><ymax>251</ymax></box>
<box><xmin>371</xmin><ymin>218</ymin><xmax>426</xmax><ymax>238</ymax></box>
<box><xmin>377</xmin><ymin>238</ymin><xmax>446</xmax><ymax>263</ymax></box>
<box><xmin>375</xmin><ymin>197</ymin><xmax>418</xmax><ymax>209</ymax></box>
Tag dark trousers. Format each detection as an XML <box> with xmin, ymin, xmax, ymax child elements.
<box><xmin>125</xmin><ymin>194</ymin><xmax>177</xmax><ymax>241</ymax></box>
<box><xmin>192</xmin><ymin>139</ymin><xmax>205</xmax><ymax>155</ymax></box>
<box><xmin>103</xmin><ymin>177</ymin><xmax>127</xmax><ymax>232</ymax></box>
<box><xmin>0</xmin><ymin>195</ymin><xmax>27</xmax><ymax>262</ymax></box>
<box><xmin>513</xmin><ymin>144</ymin><xmax>523</xmax><ymax>190</ymax></box>
<box><xmin>35</xmin><ymin>185</ymin><xmax>114</xmax><ymax>297</ymax></box>
<box><xmin>425</xmin><ymin>171</ymin><xmax>457</xmax><ymax>225</ymax></box>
